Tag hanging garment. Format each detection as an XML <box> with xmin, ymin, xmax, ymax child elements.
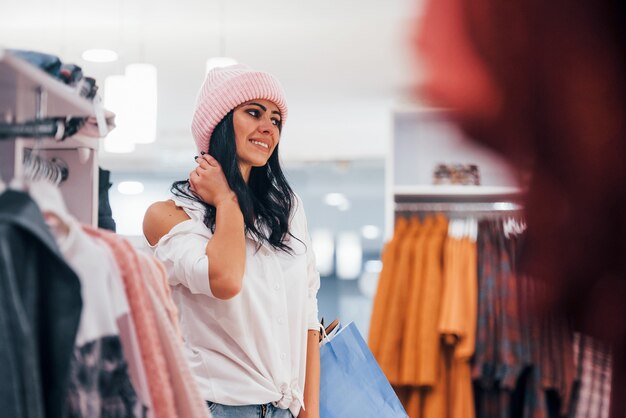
<box><xmin>369</xmin><ymin>217</ymin><xmax>409</xmax><ymax>359</ymax></box>
<box><xmin>394</xmin><ymin>215</ymin><xmax>449</xmax><ymax>418</ymax></box>
<box><xmin>539</xmin><ymin>317</ymin><xmax>575</xmax><ymax>418</ymax></box>
<box><xmin>27</xmin><ymin>180</ymin><xmax>150</xmax><ymax>417</ymax></box>
<box><xmin>55</xmin><ymin>218</ymin><xmax>144</xmax><ymax>418</ymax></box>
<box><xmin>0</xmin><ymin>189</ymin><xmax>82</xmax><ymax>418</ymax></box>
<box><xmin>414</xmin><ymin>215</ymin><xmax>449</xmax><ymax>418</ymax></box>
<box><xmin>138</xmin><ymin>252</ymin><xmax>181</xmax><ymax>339</ymax></box>
<box><xmin>379</xmin><ymin>217</ymin><xmax>426</xmax><ymax>384</ymax></box>
<box><xmin>439</xmin><ymin>232</ymin><xmax>478</xmax><ymax>418</ymax></box>
<box><xmin>415</xmin><ymin>214</ymin><xmax>448</xmax><ymax>387</ymax></box>
<box><xmin>84</xmin><ymin>227</ymin><xmax>178</xmax><ymax>418</ymax></box>
<box><xmin>398</xmin><ymin>217</ymin><xmax>433</xmax><ymax>418</ymax></box>
<box><xmin>473</xmin><ymin>221</ymin><xmax>523</xmax><ymax>418</ymax></box>
<box><xmin>493</xmin><ymin>226</ymin><xmax>525</xmax><ymax>392</ymax></box>
<box><xmin>570</xmin><ymin>334</ymin><xmax>612</xmax><ymax>418</ymax></box>
<box><xmin>137</xmin><ymin>252</ymin><xmax>212</xmax><ymax>418</ymax></box>
<box><xmin>473</xmin><ymin>221</ymin><xmax>502</xmax><ymax>386</ymax></box>
<box><xmin>399</xmin><ymin>216</ymin><xmax>432</xmax><ymax>386</ymax></box>
<box><xmin>520</xmin><ymin>277</ymin><xmax>550</xmax><ymax>418</ymax></box>
<box><xmin>473</xmin><ymin>220</ymin><xmax>582</xmax><ymax>418</ymax></box>
<box><xmin>97</xmin><ymin>168</ymin><xmax>116</xmax><ymax>232</ymax></box>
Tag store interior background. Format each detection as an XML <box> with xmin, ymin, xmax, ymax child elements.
<box><xmin>1</xmin><ymin>0</ymin><xmax>519</xmax><ymax>335</ymax></box>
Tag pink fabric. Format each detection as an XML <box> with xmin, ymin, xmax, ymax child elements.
<box><xmin>83</xmin><ymin>227</ymin><xmax>177</xmax><ymax>418</ymax></box>
<box><xmin>83</xmin><ymin>230</ymin><xmax>153</xmax><ymax>413</ymax></box>
<box><xmin>191</xmin><ymin>64</ymin><xmax>288</xmax><ymax>153</ymax></box>
<box><xmin>573</xmin><ymin>333</ymin><xmax>612</xmax><ymax>418</ymax></box>
<box><xmin>116</xmin><ymin>313</ymin><xmax>153</xmax><ymax>415</ymax></box>
<box><xmin>138</xmin><ymin>252</ymin><xmax>182</xmax><ymax>341</ymax></box>
<box><xmin>137</xmin><ymin>252</ymin><xmax>212</xmax><ymax>418</ymax></box>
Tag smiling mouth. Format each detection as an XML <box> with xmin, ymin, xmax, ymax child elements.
<box><xmin>250</xmin><ymin>139</ymin><xmax>270</xmax><ymax>151</ymax></box>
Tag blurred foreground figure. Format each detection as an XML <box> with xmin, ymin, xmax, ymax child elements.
<box><xmin>415</xmin><ymin>0</ymin><xmax>625</xmax><ymax>416</ymax></box>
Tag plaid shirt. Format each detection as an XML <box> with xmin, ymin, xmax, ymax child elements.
<box><xmin>473</xmin><ymin>221</ymin><xmax>499</xmax><ymax>385</ymax></box>
<box><xmin>570</xmin><ymin>334</ymin><xmax>612</xmax><ymax>418</ymax></box>
<box><xmin>473</xmin><ymin>221</ymin><xmax>526</xmax><ymax>388</ymax></box>
<box><xmin>474</xmin><ymin>220</ymin><xmax>553</xmax><ymax>418</ymax></box>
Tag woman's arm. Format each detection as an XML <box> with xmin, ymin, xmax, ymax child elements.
<box><xmin>189</xmin><ymin>154</ymin><xmax>246</xmax><ymax>299</ymax></box>
<box><xmin>144</xmin><ymin>154</ymin><xmax>246</xmax><ymax>300</ymax></box>
<box><xmin>204</xmin><ymin>194</ymin><xmax>246</xmax><ymax>299</ymax></box>
<box><xmin>299</xmin><ymin>329</ymin><xmax>320</xmax><ymax>418</ymax></box>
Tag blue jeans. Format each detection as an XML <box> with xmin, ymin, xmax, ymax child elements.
<box><xmin>207</xmin><ymin>402</ymin><xmax>294</xmax><ymax>418</ymax></box>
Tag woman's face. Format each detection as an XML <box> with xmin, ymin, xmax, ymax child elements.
<box><xmin>232</xmin><ymin>99</ymin><xmax>282</xmax><ymax>169</ymax></box>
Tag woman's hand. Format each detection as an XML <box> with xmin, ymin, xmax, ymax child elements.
<box><xmin>189</xmin><ymin>154</ymin><xmax>236</xmax><ymax>207</ymax></box>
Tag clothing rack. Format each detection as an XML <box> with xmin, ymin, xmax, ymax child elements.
<box><xmin>393</xmin><ymin>186</ymin><xmax>524</xmax><ymax>220</ymax></box>
<box><xmin>394</xmin><ymin>201</ymin><xmax>523</xmax><ymax>213</ymax></box>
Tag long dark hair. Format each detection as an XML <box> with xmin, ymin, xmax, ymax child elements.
<box><xmin>171</xmin><ymin>110</ymin><xmax>298</xmax><ymax>253</ymax></box>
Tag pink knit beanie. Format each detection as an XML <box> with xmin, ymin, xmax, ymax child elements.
<box><xmin>191</xmin><ymin>64</ymin><xmax>288</xmax><ymax>153</ymax></box>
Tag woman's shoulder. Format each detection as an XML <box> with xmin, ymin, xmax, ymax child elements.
<box><xmin>143</xmin><ymin>200</ymin><xmax>191</xmax><ymax>246</ymax></box>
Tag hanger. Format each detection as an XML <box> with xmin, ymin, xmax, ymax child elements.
<box><xmin>19</xmin><ymin>149</ymin><xmax>68</xmax><ymax>186</ymax></box>
<box><xmin>502</xmin><ymin>216</ymin><xmax>527</xmax><ymax>238</ymax></box>
<box><xmin>21</xmin><ymin>147</ymin><xmax>73</xmax><ymax>240</ymax></box>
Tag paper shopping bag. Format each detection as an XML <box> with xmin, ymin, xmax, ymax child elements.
<box><xmin>319</xmin><ymin>322</ymin><xmax>408</xmax><ymax>418</ymax></box>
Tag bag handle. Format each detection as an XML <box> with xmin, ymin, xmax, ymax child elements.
<box><xmin>319</xmin><ymin>318</ymin><xmax>340</xmax><ymax>345</ymax></box>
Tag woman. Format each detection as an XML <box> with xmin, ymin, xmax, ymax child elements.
<box><xmin>143</xmin><ymin>65</ymin><xmax>321</xmax><ymax>418</ymax></box>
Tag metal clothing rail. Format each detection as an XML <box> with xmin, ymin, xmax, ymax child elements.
<box><xmin>394</xmin><ymin>201</ymin><xmax>523</xmax><ymax>213</ymax></box>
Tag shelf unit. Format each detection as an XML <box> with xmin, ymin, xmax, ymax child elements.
<box><xmin>385</xmin><ymin>107</ymin><xmax>523</xmax><ymax>236</ymax></box>
<box><xmin>0</xmin><ymin>50</ymin><xmax>104</xmax><ymax>226</ymax></box>
<box><xmin>393</xmin><ymin>185</ymin><xmax>522</xmax><ymax>198</ymax></box>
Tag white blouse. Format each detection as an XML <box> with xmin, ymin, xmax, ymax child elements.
<box><xmin>149</xmin><ymin>193</ymin><xmax>320</xmax><ymax>417</ymax></box>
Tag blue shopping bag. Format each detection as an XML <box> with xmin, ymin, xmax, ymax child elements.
<box><xmin>319</xmin><ymin>322</ymin><xmax>408</xmax><ymax>418</ymax></box>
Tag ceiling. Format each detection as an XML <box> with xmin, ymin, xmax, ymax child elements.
<box><xmin>1</xmin><ymin>0</ymin><xmax>426</xmax><ymax>172</ymax></box>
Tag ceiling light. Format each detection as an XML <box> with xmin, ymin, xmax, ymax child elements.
<box><xmin>82</xmin><ymin>49</ymin><xmax>119</xmax><ymax>63</ymax></box>
<box><xmin>361</xmin><ymin>225</ymin><xmax>381</xmax><ymax>240</ymax></box>
<box><xmin>103</xmin><ymin>75</ymin><xmax>135</xmax><ymax>153</ymax></box>
<box><xmin>324</xmin><ymin>192</ymin><xmax>349</xmax><ymax>207</ymax></box>
<box><xmin>125</xmin><ymin>63</ymin><xmax>158</xmax><ymax>144</ymax></box>
<box><xmin>117</xmin><ymin>181</ymin><xmax>144</xmax><ymax>195</ymax></box>
<box><xmin>206</xmin><ymin>57</ymin><xmax>238</xmax><ymax>73</ymax></box>
<box><xmin>103</xmin><ymin>64</ymin><xmax>158</xmax><ymax>150</ymax></box>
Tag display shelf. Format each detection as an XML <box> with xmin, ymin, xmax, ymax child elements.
<box><xmin>394</xmin><ymin>201</ymin><xmax>523</xmax><ymax>213</ymax></box>
<box><xmin>386</xmin><ymin>105</ymin><xmax>524</xmax><ymax>236</ymax></box>
<box><xmin>0</xmin><ymin>49</ymin><xmax>96</xmax><ymax>121</ymax></box>
<box><xmin>393</xmin><ymin>185</ymin><xmax>523</xmax><ymax>198</ymax></box>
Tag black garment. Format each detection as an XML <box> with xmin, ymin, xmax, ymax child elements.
<box><xmin>98</xmin><ymin>168</ymin><xmax>116</xmax><ymax>232</ymax></box>
<box><xmin>66</xmin><ymin>336</ymin><xmax>146</xmax><ymax>418</ymax></box>
<box><xmin>0</xmin><ymin>190</ymin><xmax>82</xmax><ymax>418</ymax></box>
